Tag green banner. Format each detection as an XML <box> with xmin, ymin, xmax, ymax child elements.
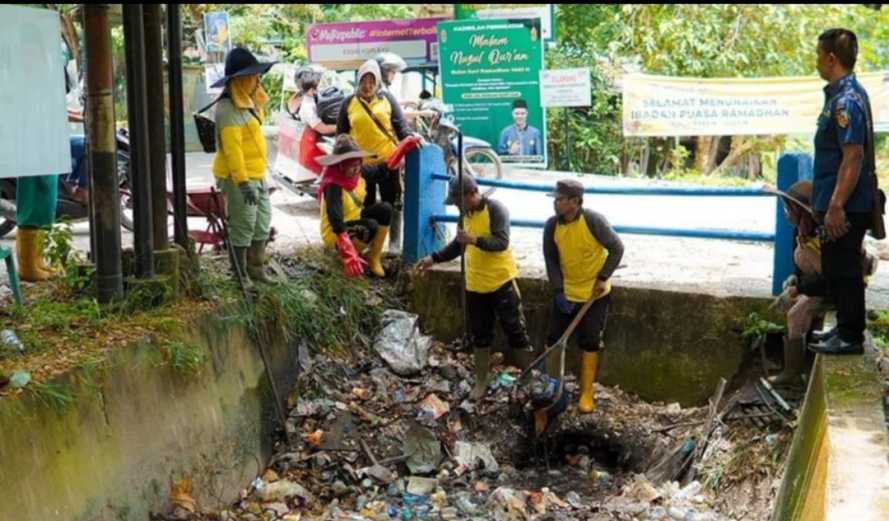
<box><xmin>437</xmin><ymin>18</ymin><xmax>546</xmax><ymax>167</ymax></box>
<box><xmin>454</xmin><ymin>4</ymin><xmax>555</xmax><ymax>41</ymax></box>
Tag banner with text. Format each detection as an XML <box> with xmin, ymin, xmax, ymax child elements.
<box><xmin>622</xmin><ymin>72</ymin><xmax>889</xmax><ymax>136</ymax></box>
<box><xmin>454</xmin><ymin>4</ymin><xmax>555</xmax><ymax>41</ymax></box>
<box><xmin>307</xmin><ymin>18</ymin><xmax>444</xmax><ymax>71</ymax></box>
<box><xmin>438</xmin><ymin>19</ymin><xmax>547</xmax><ymax>167</ymax></box>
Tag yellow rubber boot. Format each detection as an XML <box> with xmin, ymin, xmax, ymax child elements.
<box><xmin>367</xmin><ymin>226</ymin><xmax>389</xmax><ymax>278</ymax></box>
<box><xmin>16</xmin><ymin>229</ymin><xmax>52</xmax><ymax>282</ymax></box>
<box><xmin>578</xmin><ymin>351</ymin><xmax>600</xmax><ymax>414</ymax></box>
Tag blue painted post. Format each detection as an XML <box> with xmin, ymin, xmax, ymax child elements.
<box><xmin>772</xmin><ymin>153</ymin><xmax>813</xmax><ymax>295</ymax></box>
<box><xmin>403</xmin><ymin>144</ymin><xmax>448</xmax><ymax>264</ymax></box>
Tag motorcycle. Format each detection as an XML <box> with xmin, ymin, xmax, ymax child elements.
<box><xmin>270</xmin><ymin>120</ymin><xmax>333</xmax><ymax>199</ymax></box>
<box><xmin>0</xmin><ymin>129</ymin><xmax>134</xmax><ymax>238</ymax></box>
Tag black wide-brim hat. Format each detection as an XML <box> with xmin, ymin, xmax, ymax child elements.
<box><xmin>211</xmin><ymin>47</ymin><xmax>276</xmax><ymax>89</ymax></box>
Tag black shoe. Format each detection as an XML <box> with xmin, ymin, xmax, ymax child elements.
<box><xmin>808</xmin><ymin>335</ymin><xmax>863</xmax><ymax>355</ymax></box>
<box><xmin>810</xmin><ymin>327</ymin><xmax>838</xmax><ymax>343</ymax></box>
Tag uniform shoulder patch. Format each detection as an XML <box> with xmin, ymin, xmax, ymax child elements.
<box><xmin>836</xmin><ymin>108</ymin><xmax>849</xmax><ymax>128</ymax></box>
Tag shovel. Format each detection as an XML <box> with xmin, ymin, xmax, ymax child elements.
<box><xmin>510</xmin><ymin>283</ymin><xmax>612</xmax><ymax>431</ymax></box>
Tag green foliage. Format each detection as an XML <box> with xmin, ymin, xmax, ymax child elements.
<box><xmin>248</xmin><ymin>263</ymin><xmax>382</xmax><ymax>356</ymax></box>
<box><xmin>158</xmin><ymin>339</ymin><xmax>207</xmax><ymax>375</ymax></box>
<box><xmin>15</xmin><ymin>297</ymin><xmax>105</xmax><ymax>333</ymax></box>
<box><xmin>261</xmin><ymin>71</ymin><xmax>284</xmax><ymax>117</ymax></box>
<box><xmin>742</xmin><ymin>312</ymin><xmax>784</xmax><ymax>343</ymax></box>
<box><xmin>121</xmin><ymin>278</ymin><xmax>177</xmax><ymax>315</ymax></box>
<box><xmin>867</xmin><ymin>310</ymin><xmax>889</xmax><ymax>350</ymax></box>
<box><xmin>26</xmin><ymin>381</ymin><xmax>76</xmax><ymax>414</ymax></box>
<box><xmin>41</xmin><ymin>219</ymin><xmax>78</xmax><ymax>271</ymax></box>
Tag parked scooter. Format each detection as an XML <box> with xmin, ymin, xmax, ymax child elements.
<box><xmin>0</xmin><ymin>129</ymin><xmax>133</xmax><ymax>238</ymax></box>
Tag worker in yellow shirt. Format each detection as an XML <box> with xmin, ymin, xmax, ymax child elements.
<box><xmin>211</xmin><ymin>47</ymin><xmax>276</xmax><ymax>284</ymax></box>
<box><xmin>543</xmin><ymin>179</ymin><xmax>624</xmax><ymax>413</ymax></box>
<box><xmin>417</xmin><ymin>175</ymin><xmax>533</xmax><ymax>401</ymax></box>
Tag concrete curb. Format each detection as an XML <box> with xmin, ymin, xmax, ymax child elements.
<box><xmin>773</xmin><ymin>338</ymin><xmax>889</xmax><ymax>521</ymax></box>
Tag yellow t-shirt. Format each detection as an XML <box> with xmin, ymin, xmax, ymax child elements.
<box><xmin>344</xmin><ymin>95</ymin><xmax>398</xmax><ymax>165</ymax></box>
<box><xmin>554</xmin><ymin>216</ymin><xmax>608</xmax><ymax>302</ymax></box>
<box><xmin>320</xmin><ymin>177</ymin><xmax>367</xmax><ymax>247</ymax></box>
<box><xmin>464</xmin><ymin>203</ymin><xmax>518</xmax><ymax>293</ymax></box>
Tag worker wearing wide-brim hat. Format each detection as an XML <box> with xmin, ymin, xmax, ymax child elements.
<box><xmin>211</xmin><ymin>47</ymin><xmax>276</xmax><ymax>284</ymax></box>
<box><xmin>317</xmin><ymin>134</ymin><xmax>393</xmax><ymax>278</ymax></box>
<box><xmin>543</xmin><ymin>178</ymin><xmax>624</xmax><ymax>414</ymax></box>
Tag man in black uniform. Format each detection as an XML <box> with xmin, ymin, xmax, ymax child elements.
<box><xmin>808</xmin><ymin>28</ymin><xmax>876</xmax><ymax>355</ymax></box>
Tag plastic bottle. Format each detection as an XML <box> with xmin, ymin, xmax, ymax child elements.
<box><xmin>1</xmin><ymin>330</ymin><xmax>24</xmax><ymax>353</ymax></box>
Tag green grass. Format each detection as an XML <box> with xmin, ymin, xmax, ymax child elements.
<box><xmin>158</xmin><ymin>340</ymin><xmax>208</xmax><ymax>376</ymax></box>
<box><xmin>26</xmin><ymin>382</ymin><xmax>75</xmax><ymax>414</ymax></box>
<box><xmin>867</xmin><ymin>309</ymin><xmax>889</xmax><ymax>350</ymax></box>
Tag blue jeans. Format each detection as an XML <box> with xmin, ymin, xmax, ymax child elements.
<box><xmin>69</xmin><ymin>136</ymin><xmax>88</xmax><ymax>188</ymax></box>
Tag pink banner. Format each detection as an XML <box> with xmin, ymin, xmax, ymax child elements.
<box><xmin>307</xmin><ymin>18</ymin><xmax>445</xmax><ymax>70</ymax></box>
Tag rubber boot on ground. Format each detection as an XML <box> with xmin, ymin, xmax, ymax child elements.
<box><xmin>367</xmin><ymin>226</ymin><xmax>389</xmax><ymax>278</ymax></box>
<box><xmin>231</xmin><ymin>246</ymin><xmax>253</xmax><ymax>289</ymax></box>
<box><xmin>578</xmin><ymin>351</ymin><xmax>600</xmax><ymax>414</ymax></box>
<box><xmin>246</xmin><ymin>240</ymin><xmax>272</xmax><ymax>284</ymax></box>
<box><xmin>769</xmin><ymin>337</ymin><xmax>805</xmax><ymax>387</ymax></box>
<box><xmin>469</xmin><ymin>347</ymin><xmax>492</xmax><ymax>401</ymax></box>
<box><xmin>16</xmin><ymin>228</ymin><xmax>52</xmax><ymax>282</ymax></box>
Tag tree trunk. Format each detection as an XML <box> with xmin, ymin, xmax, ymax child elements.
<box><xmin>713</xmin><ymin>136</ymin><xmax>755</xmax><ymax>176</ymax></box>
<box><xmin>695</xmin><ymin>136</ymin><xmax>712</xmax><ymax>173</ymax></box>
<box><xmin>60</xmin><ymin>11</ymin><xmax>80</xmax><ymax>70</ymax></box>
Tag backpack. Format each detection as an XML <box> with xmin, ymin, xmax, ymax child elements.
<box><xmin>315</xmin><ymin>86</ymin><xmax>345</xmax><ymax>125</ymax></box>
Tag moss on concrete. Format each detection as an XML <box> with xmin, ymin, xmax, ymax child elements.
<box><xmin>0</xmin><ymin>311</ymin><xmax>285</xmax><ymax>521</ymax></box>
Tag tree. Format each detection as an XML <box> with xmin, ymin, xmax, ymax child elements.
<box><xmin>550</xmin><ymin>4</ymin><xmax>889</xmax><ymax>177</ymax></box>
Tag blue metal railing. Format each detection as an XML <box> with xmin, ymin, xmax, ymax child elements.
<box><xmin>430</xmin><ymin>173</ymin><xmax>772</xmax><ymax>197</ymax></box>
<box><xmin>403</xmin><ymin>146</ymin><xmax>812</xmax><ymax>295</ymax></box>
<box><xmin>431</xmin><ymin>213</ymin><xmax>775</xmax><ymax>243</ymax></box>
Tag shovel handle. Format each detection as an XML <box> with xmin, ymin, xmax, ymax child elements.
<box><xmin>514</xmin><ymin>287</ymin><xmax>610</xmax><ymax>398</ymax></box>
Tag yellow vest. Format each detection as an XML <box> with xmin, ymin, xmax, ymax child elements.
<box><xmin>320</xmin><ymin>178</ymin><xmax>367</xmax><ymax>247</ymax></box>
<box><xmin>555</xmin><ymin>216</ymin><xmax>608</xmax><ymax>302</ymax></box>
<box><xmin>464</xmin><ymin>205</ymin><xmax>518</xmax><ymax>293</ymax></box>
<box><xmin>346</xmin><ymin>95</ymin><xmax>398</xmax><ymax>165</ymax></box>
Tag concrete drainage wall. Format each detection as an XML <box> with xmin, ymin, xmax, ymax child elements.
<box><xmin>0</xmin><ymin>309</ymin><xmax>297</xmax><ymax>521</ymax></box>
<box><xmin>411</xmin><ymin>267</ymin><xmax>773</xmax><ymax>406</ymax></box>
<box><xmin>772</xmin><ymin>346</ymin><xmax>889</xmax><ymax>521</ymax></box>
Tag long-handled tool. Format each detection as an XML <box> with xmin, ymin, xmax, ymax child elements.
<box><xmin>513</xmin><ymin>285</ymin><xmax>612</xmax><ymax>429</ymax></box>
<box><xmin>212</xmin><ymin>189</ymin><xmax>288</xmax><ymax>429</ymax></box>
<box><xmin>457</xmin><ymin>131</ymin><xmax>469</xmax><ymax>351</ymax></box>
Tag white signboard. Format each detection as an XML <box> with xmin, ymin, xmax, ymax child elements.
<box><xmin>540</xmin><ymin>68</ymin><xmax>591</xmax><ymax>107</ymax></box>
<box><xmin>0</xmin><ymin>5</ymin><xmax>70</xmax><ymax>178</ymax></box>
<box><xmin>204</xmin><ymin>63</ymin><xmax>225</xmax><ymax>95</ymax></box>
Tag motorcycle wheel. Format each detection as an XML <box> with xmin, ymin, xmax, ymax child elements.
<box><xmin>0</xmin><ymin>179</ymin><xmax>16</xmax><ymax>238</ymax></box>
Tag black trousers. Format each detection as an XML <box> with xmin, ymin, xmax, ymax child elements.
<box><xmin>362</xmin><ymin>164</ymin><xmax>401</xmax><ymax>208</ymax></box>
<box><xmin>345</xmin><ymin>203</ymin><xmax>393</xmax><ymax>244</ymax></box>
<box><xmin>467</xmin><ymin>280</ymin><xmax>532</xmax><ymax>350</ymax></box>
<box><xmin>547</xmin><ymin>294</ymin><xmax>611</xmax><ymax>352</ymax></box>
<box><xmin>820</xmin><ymin>211</ymin><xmax>870</xmax><ymax>343</ymax></box>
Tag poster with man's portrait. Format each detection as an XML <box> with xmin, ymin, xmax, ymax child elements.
<box><xmin>204</xmin><ymin>12</ymin><xmax>231</xmax><ymax>54</ymax></box>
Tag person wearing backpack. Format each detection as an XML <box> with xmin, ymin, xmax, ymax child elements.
<box><xmin>211</xmin><ymin>47</ymin><xmax>276</xmax><ymax>284</ymax></box>
<box><xmin>293</xmin><ymin>65</ymin><xmax>336</xmax><ymax>176</ymax></box>
<box><xmin>336</xmin><ymin>59</ymin><xmax>413</xmax><ymax>209</ymax></box>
